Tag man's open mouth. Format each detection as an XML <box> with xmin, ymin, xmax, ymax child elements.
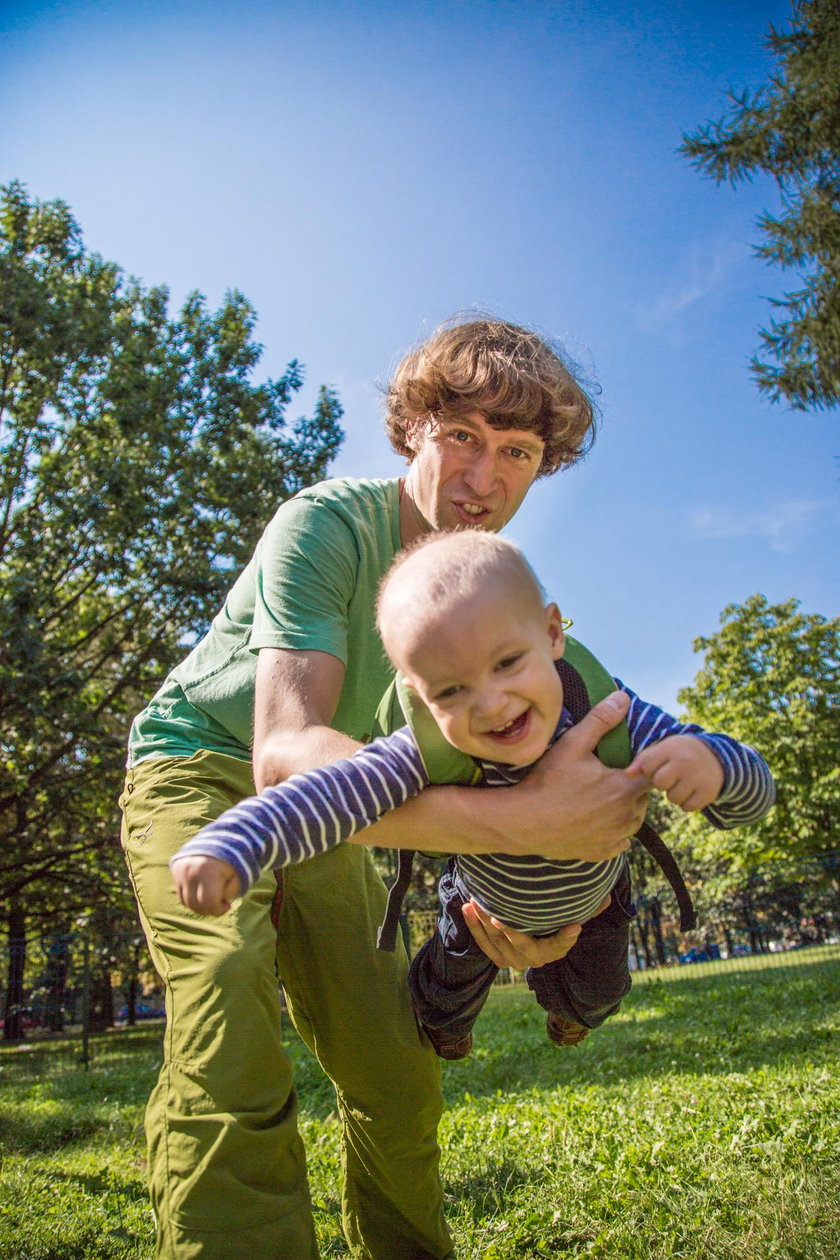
<box><xmin>455</xmin><ymin>501</ymin><xmax>490</xmax><ymax>521</ymax></box>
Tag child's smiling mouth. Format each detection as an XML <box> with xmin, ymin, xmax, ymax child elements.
<box><xmin>486</xmin><ymin>710</ymin><xmax>530</xmax><ymax>743</ymax></box>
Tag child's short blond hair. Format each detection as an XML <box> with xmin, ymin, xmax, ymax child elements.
<box><xmin>377</xmin><ymin>530</ymin><xmax>546</xmax><ymax>667</ymax></box>
<box><xmin>383</xmin><ymin>316</ymin><xmax>597</xmax><ymax>478</ymax></box>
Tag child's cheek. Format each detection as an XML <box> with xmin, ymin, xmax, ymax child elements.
<box><xmin>436</xmin><ymin>713</ymin><xmax>459</xmax><ymax>746</ymax></box>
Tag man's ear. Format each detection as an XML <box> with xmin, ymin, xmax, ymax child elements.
<box><xmin>404</xmin><ymin>414</ymin><xmax>433</xmax><ymax>454</ymax></box>
<box><xmin>545</xmin><ymin>603</ymin><xmax>565</xmax><ymax>660</ymax></box>
<box><xmin>404</xmin><ymin>417</ymin><xmax>421</xmax><ymax>452</ymax></box>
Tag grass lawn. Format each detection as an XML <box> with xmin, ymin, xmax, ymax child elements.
<box><xmin>1</xmin><ymin>948</ymin><xmax>837</xmax><ymax>1259</ymax></box>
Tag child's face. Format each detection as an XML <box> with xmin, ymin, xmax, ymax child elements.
<box><xmin>399</xmin><ymin>586</ymin><xmax>566</xmax><ymax>767</ymax></box>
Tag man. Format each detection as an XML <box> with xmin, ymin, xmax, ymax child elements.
<box><xmin>120</xmin><ymin>318</ymin><xmax>649</xmax><ymax>1258</ymax></box>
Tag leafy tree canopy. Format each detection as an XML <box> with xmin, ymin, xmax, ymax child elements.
<box><xmin>0</xmin><ymin>180</ymin><xmax>344</xmax><ymax>917</ymax></box>
<box><xmin>681</xmin><ymin>0</ymin><xmax>840</xmax><ymax>410</ymax></box>
<box><xmin>676</xmin><ymin>593</ymin><xmax>839</xmax><ymax>869</ymax></box>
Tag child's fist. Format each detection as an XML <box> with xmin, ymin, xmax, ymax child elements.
<box><xmin>171</xmin><ymin>855</ymin><xmax>242</xmax><ymax>916</ymax></box>
<box><xmin>625</xmin><ymin>735</ymin><xmax>724</xmax><ymax>812</ymax></box>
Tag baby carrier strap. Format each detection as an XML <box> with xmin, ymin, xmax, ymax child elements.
<box><xmin>376</xmin><ymin>848</ymin><xmax>416</xmax><ymax>951</ymax></box>
<box><xmin>373</xmin><ymin>673</ymin><xmax>483</xmax><ymax>786</ymax></box>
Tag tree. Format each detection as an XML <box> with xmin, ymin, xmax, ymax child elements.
<box><xmin>0</xmin><ymin>182</ymin><xmax>344</xmax><ymax>1033</ymax></box>
<box><xmin>680</xmin><ymin>0</ymin><xmax>840</xmax><ymax>410</ymax></box>
<box><xmin>676</xmin><ymin>594</ymin><xmax>839</xmax><ymax>869</ymax></box>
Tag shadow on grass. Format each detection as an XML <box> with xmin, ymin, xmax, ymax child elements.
<box><xmin>439</xmin><ymin>955</ymin><xmax>839</xmax><ymax>1104</ymax></box>
<box><xmin>441</xmin><ymin>1154</ymin><xmax>530</xmax><ymax>1222</ymax></box>
<box><xmin>0</xmin><ymin>1109</ymin><xmax>106</xmax><ymax>1155</ymax></box>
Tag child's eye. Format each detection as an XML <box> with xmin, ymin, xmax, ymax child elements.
<box><xmin>497</xmin><ymin>653</ymin><xmax>524</xmax><ymax>671</ymax></box>
<box><xmin>434</xmin><ymin>685</ymin><xmax>461</xmax><ymax>700</ymax></box>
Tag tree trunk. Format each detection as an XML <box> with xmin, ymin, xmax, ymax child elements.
<box><xmin>3</xmin><ymin>906</ymin><xmax>27</xmax><ymax>1042</ymax></box>
<box><xmin>89</xmin><ymin>964</ymin><xmax>114</xmax><ymax>1032</ymax></box>
<box><xmin>125</xmin><ymin>968</ymin><xmax>139</xmax><ymax>1027</ymax></box>
<box><xmin>45</xmin><ymin>935</ymin><xmax>69</xmax><ymax>1032</ymax></box>
<box><xmin>633</xmin><ymin>919</ymin><xmax>653</xmax><ymax>970</ymax></box>
<box><xmin>649</xmin><ymin>898</ymin><xmax>666</xmax><ymax>966</ymax></box>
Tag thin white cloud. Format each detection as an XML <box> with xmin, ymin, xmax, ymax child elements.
<box><xmin>689</xmin><ymin>499</ymin><xmax>827</xmax><ymax>553</ymax></box>
<box><xmin>635</xmin><ymin>238</ymin><xmax>744</xmax><ymax>336</ymax></box>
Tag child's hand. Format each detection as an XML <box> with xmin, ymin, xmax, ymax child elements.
<box><xmin>625</xmin><ymin>735</ymin><xmax>724</xmax><ymax>812</ymax></box>
<box><xmin>171</xmin><ymin>855</ymin><xmax>242</xmax><ymax>916</ymax></box>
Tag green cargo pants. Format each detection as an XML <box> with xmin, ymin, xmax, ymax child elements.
<box><xmin>120</xmin><ymin>750</ymin><xmax>453</xmax><ymax>1259</ymax></box>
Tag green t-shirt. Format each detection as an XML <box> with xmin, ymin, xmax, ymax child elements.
<box><xmin>127</xmin><ymin>477</ymin><xmax>403</xmax><ymax>766</ymax></box>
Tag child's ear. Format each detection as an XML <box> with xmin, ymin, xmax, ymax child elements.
<box><xmin>545</xmin><ymin>603</ymin><xmax>565</xmax><ymax>660</ymax></box>
<box><xmin>397</xmin><ymin>670</ymin><xmax>419</xmax><ymax>695</ymax></box>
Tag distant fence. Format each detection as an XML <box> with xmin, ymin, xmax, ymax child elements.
<box><xmin>2</xmin><ymin>851</ymin><xmax>838</xmax><ymax>1064</ymax></box>
<box><xmin>624</xmin><ymin>848</ymin><xmax>840</xmax><ymax>974</ymax></box>
<box><xmin>0</xmin><ymin>928</ymin><xmax>155</xmax><ymax>1066</ymax></box>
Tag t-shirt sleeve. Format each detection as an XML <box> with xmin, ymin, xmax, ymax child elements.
<box><xmin>250</xmin><ymin>494</ymin><xmax>360</xmax><ymax>662</ymax></box>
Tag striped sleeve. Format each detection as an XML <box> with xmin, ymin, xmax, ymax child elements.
<box><xmin>169</xmin><ymin>727</ymin><xmax>428</xmax><ymax>895</ymax></box>
<box><xmin>620</xmin><ymin>681</ymin><xmax>776</xmax><ymax>828</ymax></box>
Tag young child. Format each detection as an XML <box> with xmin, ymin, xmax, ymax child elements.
<box><xmin>171</xmin><ymin>532</ymin><xmax>775</xmax><ymax>1059</ymax></box>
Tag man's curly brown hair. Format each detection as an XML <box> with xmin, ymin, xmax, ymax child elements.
<box><xmin>383</xmin><ymin>317</ymin><xmax>598</xmax><ymax>477</ymax></box>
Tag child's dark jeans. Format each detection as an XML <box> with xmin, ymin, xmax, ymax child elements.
<box><xmin>408</xmin><ymin>859</ymin><xmax>636</xmax><ymax>1039</ymax></box>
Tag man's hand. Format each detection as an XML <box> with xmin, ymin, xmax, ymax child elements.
<box><xmin>171</xmin><ymin>855</ymin><xmax>242</xmax><ymax>916</ymax></box>
<box><xmin>463</xmin><ymin>895</ymin><xmax>612</xmax><ymax>970</ymax></box>
<box><xmin>626</xmin><ymin>734</ymin><xmax>724</xmax><ymax>812</ymax></box>
<box><xmin>510</xmin><ymin>691</ymin><xmax>650</xmax><ymax>862</ymax></box>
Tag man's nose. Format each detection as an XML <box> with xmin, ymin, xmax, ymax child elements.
<box><xmin>463</xmin><ymin>448</ymin><xmax>498</xmax><ymax>497</ymax></box>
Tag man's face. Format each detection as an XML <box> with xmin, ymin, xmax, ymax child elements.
<box><xmin>400</xmin><ymin>411</ymin><xmax>545</xmax><ymax>542</ymax></box>
<box><xmin>399</xmin><ymin>587</ymin><xmax>566</xmax><ymax>768</ymax></box>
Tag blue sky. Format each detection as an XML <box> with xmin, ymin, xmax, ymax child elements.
<box><xmin>2</xmin><ymin>0</ymin><xmax>837</xmax><ymax>712</ymax></box>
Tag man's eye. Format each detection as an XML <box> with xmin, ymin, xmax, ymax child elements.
<box><xmin>509</xmin><ymin>447</ymin><xmax>530</xmax><ymax>461</ymax></box>
<box><xmin>452</xmin><ymin>430</ymin><xmax>472</xmax><ymax>443</ymax></box>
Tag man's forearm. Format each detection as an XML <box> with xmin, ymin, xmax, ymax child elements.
<box><xmin>351</xmin><ymin>779</ymin><xmax>513</xmax><ymax>855</ymax></box>
<box><xmin>254</xmin><ymin>725</ymin><xmax>362</xmax><ymax>792</ymax></box>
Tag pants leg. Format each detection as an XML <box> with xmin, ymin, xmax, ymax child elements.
<box><xmin>527</xmin><ymin>864</ymin><xmax>636</xmax><ymax>1028</ymax></box>
<box><xmin>276</xmin><ymin>844</ymin><xmax>453</xmax><ymax>1260</ymax></box>
<box><xmin>120</xmin><ymin>751</ymin><xmax>317</xmax><ymax>1260</ymax></box>
<box><xmin>408</xmin><ymin>865</ymin><xmax>499</xmax><ymax>1041</ymax></box>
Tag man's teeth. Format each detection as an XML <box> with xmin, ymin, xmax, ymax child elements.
<box><xmin>461</xmin><ymin>503</ymin><xmax>485</xmax><ymax>516</ymax></box>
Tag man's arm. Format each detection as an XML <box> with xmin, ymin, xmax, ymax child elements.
<box><xmin>253</xmin><ymin>648</ymin><xmax>649</xmax><ymax>863</ymax></box>
<box><xmin>252</xmin><ymin>647</ymin><xmax>356</xmax><ymax>785</ymax></box>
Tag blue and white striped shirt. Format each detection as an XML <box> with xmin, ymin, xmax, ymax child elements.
<box><xmin>171</xmin><ymin>681</ymin><xmax>775</xmax><ymax>932</ymax></box>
